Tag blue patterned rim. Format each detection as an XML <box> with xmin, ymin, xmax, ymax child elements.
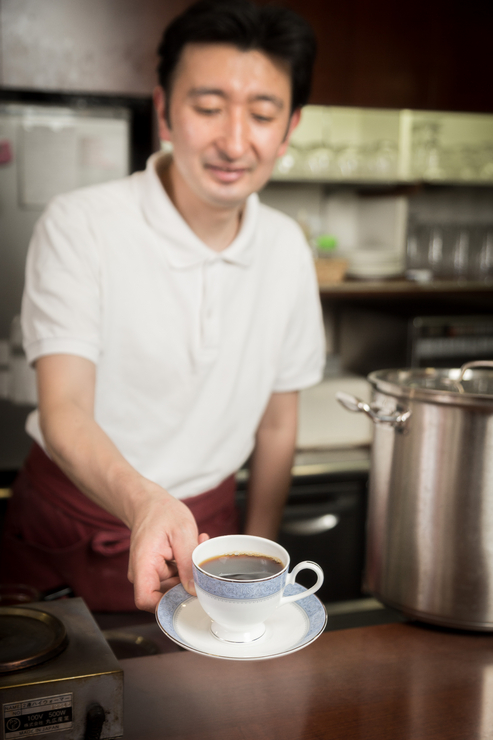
<box><xmin>192</xmin><ymin>562</ymin><xmax>287</xmax><ymax>599</ymax></box>
<box><xmin>156</xmin><ymin>582</ymin><xmax>327</xmax><ymax>654</ymax></box>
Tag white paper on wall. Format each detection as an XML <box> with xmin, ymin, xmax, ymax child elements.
<box><xmin>19</xmin><ymin>119</ymin><xmax>78</xmax><ymax>207</ymax></box>
<box><xmin>77</xmin><ymin>117</ymin><xmax>129</xmax><ymax>187</ymax></box>
<box><xmin>17</xmin><ymin>109</ymin><xmax>129</xmax><ymax>208</ymax></box>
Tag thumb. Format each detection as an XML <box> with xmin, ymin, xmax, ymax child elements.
<box><xmin>182</xmin><ymin>532</ymin><xmax>210</xmax><ymax>596</ymax></box>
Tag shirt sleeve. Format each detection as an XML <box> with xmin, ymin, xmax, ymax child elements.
<box><xmin>272</xmin><ymin>233</ymin><xmax>326</xmax><ymax>393</ymax></box>
<box><xmin>21</xmin><ymin>194</ymin><xmax>102</xmax><ymax>365</ymax></box>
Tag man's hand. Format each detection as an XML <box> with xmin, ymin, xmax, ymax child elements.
<box><xmin>127</xmin><ymin>486</ymin><xmax>209</xmax><ymax>611</ymax></box>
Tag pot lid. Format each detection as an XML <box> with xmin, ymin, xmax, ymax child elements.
<box><xmin>368</xmin><ymin>361</ymin><xmax>493</xmax><ymax>406</ymax></box>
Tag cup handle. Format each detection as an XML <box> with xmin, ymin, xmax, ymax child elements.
<box><xmin>279</xmin><ymin>561</ymin><xmax>324</xmax><ymax>605</ymax></box>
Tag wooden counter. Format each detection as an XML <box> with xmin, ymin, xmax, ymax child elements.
<box><xmin>121</xmin><ymin>621</ymin><xmax>493</xmax><ymax>739</ymax></box>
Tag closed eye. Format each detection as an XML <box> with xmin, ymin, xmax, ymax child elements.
<box><xmin>252</xmin><ymin>114</ymin><xmax>275</xmax><ymax>123</ymax></box>
<box><xmin>194</xmin><ymin>107</ymin><xmax>222</xmax><ymax>116</ymax></box>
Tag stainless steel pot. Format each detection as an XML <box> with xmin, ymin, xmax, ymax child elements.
<box><xmin>337</xmin><ymin>361</ymin><xmax>493</xmax><ymax>631</ymax></box>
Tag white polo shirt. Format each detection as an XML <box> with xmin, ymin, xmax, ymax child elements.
<box><xmin>22</xmin><ymin>153</ymin><xmax>325</xmax><ymax>499</ymax></box>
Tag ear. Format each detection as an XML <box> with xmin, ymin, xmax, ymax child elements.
<box><xmin>153</xmin><ymin>86</ymin><xmax>172</xmax><ymax>142</ymax></box>
<box><xmin>276</xmin><ymin>108</ymin><xmax>301</xmax><ymax>158</ymax></box>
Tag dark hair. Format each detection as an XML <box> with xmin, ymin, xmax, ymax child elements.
<box><xmin>157</xmin><ymin>0</ymin><xmax>316</xmax><ymax>115</ymax></box>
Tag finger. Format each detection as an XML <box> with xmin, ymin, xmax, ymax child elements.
<box><xmin>164</xmin><ymin>559</ymin><xmax>178</xmax><ymax>578</ymax></box>
<box><xmin>131</xmin><ymin>567</ymin><xmax>162</xmax><ymax>611</ymax></box>
<box><xmin>130</xmin><ymin>552</ymin><xmax>178</xmax><ymax>611</ymax></box>
<box><xmin>133</xmin><ymin>581</ymin><xmax>164</xmax><ymax>612</ymax></box>
<box><xmin>172</xmin><ymin>530</ymin><xmax>204</xmax><ymax>596</ymax></box>
<box><xmin>159</xmin><ymin>575</ymin><xmax>180</xmax><ymax>593</ymax></box>
<box><xmin>175</xmin><ymin>532</ymin><xmax>210</xmax><ymax>596</ymax></box>
<box><xmin>175</xmin><ymin>555</ymin><xmax>197</xmax><ymax>595</ymax></box>
<box><xmin>131</xmin><ymin>565</ymin><xmax>180</xmax><ymax>611</ymax></box>
<box><xmin>128</xmin><ymin>551</ymin><xmax>175</xmax><ymax>584</ymax></box>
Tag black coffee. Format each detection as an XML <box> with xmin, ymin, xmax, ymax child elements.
<box><xmin>200</xmin><ymin>552</ymin><xmax>284</xmax><ymax>580</ymax></box>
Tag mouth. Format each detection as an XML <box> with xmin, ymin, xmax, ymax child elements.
<box><xmin>204</xmin><ymin>164</ymin><xmax>250</xmax><ymax>183</ymax></box>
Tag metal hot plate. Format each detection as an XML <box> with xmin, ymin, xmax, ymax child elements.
<box><xmin>0</xmin><ymin>606</ymin><xmax>68</xmax><ymax>673</ymax></box>
<box><xmin>0</xmin><ymin>598</ymin><xmax>123</xmax><ymax>739</ymax></box>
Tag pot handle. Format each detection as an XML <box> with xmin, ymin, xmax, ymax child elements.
<box><xmin>458</xmin><ymin>360</ymin><xmax>493</xmax><ymax>382</ymax></box>
<box><xmin>336</xmin><ymin>391</ymin><xmax>411</xmax><ymax>428</ymax></box>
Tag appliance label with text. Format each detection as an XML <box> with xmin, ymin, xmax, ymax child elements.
<box><xmin>3</xmin><ymin>694</ymin><xmax>73</xmax><ymax>738</ymax></box>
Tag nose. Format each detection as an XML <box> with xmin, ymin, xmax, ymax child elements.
<box><xmin>217</xmin><ymin>108</ymin><xmax>249</xmax><ymax>161</ymax></box>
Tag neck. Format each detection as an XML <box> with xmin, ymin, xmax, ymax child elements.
<box><xmin>158</xmin><ymin>157</ymin><xmax>244</xmax><ymax>252</ymax></box>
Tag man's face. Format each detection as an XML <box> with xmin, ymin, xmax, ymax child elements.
<box><xmin>154</xmin><ymin>43</ymin><xmax>300</xmax><ymax>211</ymax></box>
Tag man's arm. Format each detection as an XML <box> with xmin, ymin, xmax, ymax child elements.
<box><xmin>36</xmin><ymin>354</ymin><xmax>207</xmax><ymax>612</ymax></box>
<box><xmin>244</xmin><ymin>391</ymin><xmax>298</xmax><ymax>540</ymax></box>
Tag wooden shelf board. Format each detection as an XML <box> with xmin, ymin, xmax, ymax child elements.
<box><xmin>318</xmin><ymin>279</ymin><xmax>493</xmax><ymax>297</ymax></box>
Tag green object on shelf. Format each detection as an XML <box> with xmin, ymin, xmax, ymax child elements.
<box><xmin>316</xmin><ymin>234</ymin><xmax>338</xmax><ymax>253</ymax></box>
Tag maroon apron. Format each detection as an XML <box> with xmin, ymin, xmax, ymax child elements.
<box><xmin>0</xmin><ymin>444</ymin><xmax>239</xmax><ymax>611</ymax></box>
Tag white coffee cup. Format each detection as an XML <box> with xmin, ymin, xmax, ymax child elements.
<box><xmin>192</xmin><ymin>534</ymin><xmax>324</xmax><ymax>643</ymax></box>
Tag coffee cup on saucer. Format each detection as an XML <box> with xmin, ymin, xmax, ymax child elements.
<box><xmin>192</xmin><ymin>534</ymin><xmax>324</xmax><ymax>644</ymax></box>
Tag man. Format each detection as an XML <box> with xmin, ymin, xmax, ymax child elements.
<box><xmin>2</xmin><ymin>0</ymin><xmax>324</xmax><ymax>612</ymax></box>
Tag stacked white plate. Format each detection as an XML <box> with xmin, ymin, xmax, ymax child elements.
<box><xmin>344</xmin><ymin>249</ymin><xmax>405</xmax><ymax>279</ymax></box>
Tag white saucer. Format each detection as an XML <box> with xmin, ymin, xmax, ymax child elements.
<box><xmin>156</xmin><ymin>583</ymin><xmax>327</xmax><ymax>661</ymax></box>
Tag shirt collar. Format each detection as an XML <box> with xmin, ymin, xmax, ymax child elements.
<box><xmin>138</xmin><ymin>152</ymin><xmax>258</xmax><ymax>269</ymax></box>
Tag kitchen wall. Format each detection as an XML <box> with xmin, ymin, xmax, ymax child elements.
<box><xmin>0</xmin><ymin>0</ymin><xmax>190</xmax><ymax>95</ymax></box>
<box><xmin>1</xmin><ymin>0</ymin><xmax>492</xmax><ymax>113</ymax></box>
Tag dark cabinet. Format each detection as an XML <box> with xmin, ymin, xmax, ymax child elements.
<box><xmin>237</xmin><ymin>471</ymin><xmax>369</xmax><ymax>604</ymax></box>
<box><xmin>278</xmin><ymin>474</ymin><xmax>368</xmax><ymax>603</ymax></box>
<box><xmin>276</xmin><ymin>0</ymin><xmax>493</xmax><ymax>113</ymax></box>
